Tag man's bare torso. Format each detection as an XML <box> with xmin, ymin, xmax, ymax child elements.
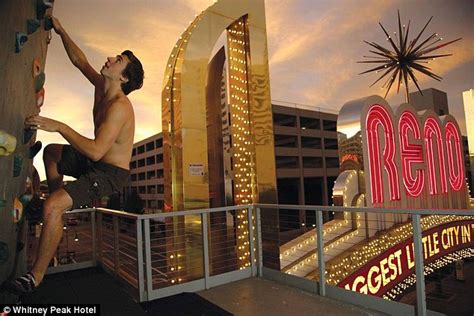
<box><xmin>93</xmin><ymin>87</ymin><xmax>135</xmax><ymax>170</ymax></box>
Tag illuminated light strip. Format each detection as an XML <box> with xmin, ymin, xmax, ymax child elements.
<box><xmin>366</xmin><ymin>105</ymin><xmax>400</xmax><ymax>204</ymax></box>
<box><xmin>399</xmin><ymin>111</ymin><xmax>424</xmax><ymax>197</ymax></box>
<box><xmin>445</xmin><ymin>122</ymin><xmax>464</xmax><ymax>192</ymax></box>
<box><xmin>424</xmin><ymin>117</ymin><xmax>448</xmax><ymax>194</ymax></box>
<box><xmin>327</xmin><ymin>215</ymin><xmax>471</xmax><ymax>285</ymax></box>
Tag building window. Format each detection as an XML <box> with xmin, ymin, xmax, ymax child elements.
<box><xmin>276</xmin><ymin>156</ymin><xmax>299</xmax><ymax>169</ymax></box>
<box><xmin>325</xmin><ymin>157</ymin><xmax>339</xmax><ymax>168</ymax></box>
<box><xmin>130</xmin><ymin>161</ymin><xmax>137</xmax><ymax>169</ymax></box>
<box><xmin>138</xmin><ymin>159</ymin><xmax>145</xmax><ymax>167</ymax></box>
<box><xmin>157</xmin><ymin>185</ymin><xmax>164</xmax><ymax>193</ymax></box>
<box><xmin>146</xmin><ymin>141</ymin><xmax>155</xmax><ymax>151</ymax></box>
<box><xmin>322</xmin><ymin>120</ymin><xmax>337</xmax><ymax>131</ymax></box>
<box><xmin>131</xmin><ymin>186</ymin><xmax>137</xmax><ymax>193</ymax></box>
<box><xmin>132</xmin><ymin>148</ymin><xmax>137</xmax><ymax>156</ymax></box>
<box><xmin>157</xmin><ymin>170</ymin><xmax>164</xmax><ymax>178</ymax></box>
<box><xmin>146</xmin><ymin>155</ymin><xmax>156</xmax><ymax>165</ymax></box>
<box><xmin>303</xmin><ymin>157</ymin><xmax>323</xmax><ymax>168</ymax></box>
<box><xmin>137</xmin><ymin>145</ymin><xmax>145</xmax><ymax>154</ymax></box>
<box><xmin>324</xmin><ymin>138</ymin><xmax>338</xmax><ymax>150</ymax></box>
<box><xmin>156</xmin><ymin>139</ymin><xmax>163</xmax><ymax>148</ymax></box>
<box><xmin>301</xmin><ymin>137</ymin><xmax>322</xmax><ymax>149</ymax></box>
<box><xmin>300</xmin><ymin>117</ymin><xmax>320</xmax><ymax>130</ymax></box>
<box><xmin>274</xmin><ymin>135</ymin><xmax>298</xmax><ymax>148</ymax></box>
<box><xmin>138</xmin><ymin>172</ymin><xmax>146</xmax><ymax>181</ymax></box>
<box><xmin>147</xmin><ymin>170</ymin><xmax>156</xmax><ymax>180</ymax></box>
<box><xmin>149</xmin><ymin>200</ymin><xmax>158</xmax><ymax>208</ymax></box>
<box><xmin>131</xmin><ymin>174</ymin><xmax>137</xmax><ymax>181</ymax></box>
<box><xmin>273</xmin><ymin>113</ymin><xmax>297</xmax><ymax>127</ymax></box>
<box><xmin>156</xmin><ymin>154</ymin><xmax>163</xmax><ymax>163</ymax></box>
<box><xmin>147</xmin><ymin>185</ymin><xmax>156</xmax><ymax>194</ymax></box>
<box><xmin>138</xmin><ymin>186</ymin><xmax>146</xmax><ymax>194</ymax></box>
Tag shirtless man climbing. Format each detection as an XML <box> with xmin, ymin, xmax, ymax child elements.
<box><xmin>8</xmin><ymin>16</ymin><xmax>144</xmax><ymax>294</ymax></box>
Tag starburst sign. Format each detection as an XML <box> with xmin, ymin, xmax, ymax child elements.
<box><xmin>358</xmin><ymin>10</ymin><xmax>461</xmax><ymax>101</ymax></box>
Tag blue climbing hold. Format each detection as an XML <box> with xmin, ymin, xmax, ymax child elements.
<box><xmin>23</xmin><ymin>128</ymin><xmax>36</xmax><ymax>144</ymax></box>
<box><xmin>15</xmin><ymin>32</ymin><xmax>28</xmax><ymax>53</ymax></box>
<box><xmin>34</xmin><ymin>72</ymin><xmax>46</xmax><ymax>93</ymax></box>
<box><xmin>27</xmin><ymin>19</ymin><xmax>41</xmax><ymax>34</ymax></box>
<box><xmin>13</xmin><ymin>155</ymin><xmax>23</xmax><ymax>177</ymax></box>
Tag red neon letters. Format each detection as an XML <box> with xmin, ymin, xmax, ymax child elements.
<box><xmin>365</xmin><ymin>105</ymin><xmax>464</xmax><ymax>204</ymax></box>
<box><xmin>366</xmin><ymin>105</ymin><xmax>400</xmax><ymax>204</ymax></box>
<box><xmin>399</xmin><ymin>111</ymin><xmax>424</xmax><ymax>197</ymax></box>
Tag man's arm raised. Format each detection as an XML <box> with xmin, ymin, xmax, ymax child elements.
<box><xmin>25</xmin><ymin>101</ymin><xmax>129</xmax><ymax>162</ymax></box>
<box><xmin>51</xmin><ymin>16</ymin><xmax>103</xmax><ymax>87</ymax></box>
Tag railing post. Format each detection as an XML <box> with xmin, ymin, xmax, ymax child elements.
<box><xmin>97</xmin><ymin>212</ymin><xmax>103</xmax><ymax>264</ymax></box>
<box><xmin>247</xmin><ymin>206</ymin><xmax>256</xmax><ymax>276</ymax></box>
<box><xmin>91</xmin><ymin>209</ymin><xmax>97</xmax><ymax>266</ymax></box>
<box><xmin>412</xmin><ymin>214</ymin><xmax>427</xmax><ymax>316</ymax></box>
<box><xmin>201</xmin><ymin>212</ymin><xmax>210</xmax><ymax>289</ymax></box>
<box><xmin>113</xmin><ymin>215</ymin><xmax>120</xmax><ymax>276</ymax></box>
<box><xmin>316</xmin><ymin>209</ymin><xmax>326</xmax><ymax>296</ymax></box>
<box><xmin>144</xmin><ymin>219</ymin><xmax>153</xmax><ymax>297</ymax></box>
<box><xmin>136</xmin><ymin>218</ymin><xmax>147</xmax><ymax>302</ymax></box>
<box><xmin>256</xmin><ymin>207</ymin><xmax>263</xmax><ymax>277</ymax></box>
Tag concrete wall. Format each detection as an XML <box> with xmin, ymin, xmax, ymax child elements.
<box><xmin>0</xmin><ymin>0</ymin><xmax>52</xmax><ymax>287</ymax></box>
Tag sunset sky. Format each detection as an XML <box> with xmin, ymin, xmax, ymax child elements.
<box><xmin>35</xmin><ymin>0</ymin><xmax>474</xmax><ymax>180</ymax></box>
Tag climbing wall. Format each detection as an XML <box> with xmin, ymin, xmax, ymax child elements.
<box><xmin>0</xmin><ymin>0</ymin><xmax>53</xmax><ymax>286</ymax></box>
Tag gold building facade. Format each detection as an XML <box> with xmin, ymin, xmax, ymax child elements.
<box><xmin>161</xmin><ymin>0</ymin><xmax>280</xmax><ymax>281</ymax></box>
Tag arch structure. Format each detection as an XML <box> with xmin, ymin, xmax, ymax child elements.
<box><xmin>161</xmin><ymin>0</ymin><xmax>279</xmax><ymax>275</ymax></box>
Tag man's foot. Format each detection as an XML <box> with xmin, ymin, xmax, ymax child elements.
<box><xmin>6</xmin><ymin>272</ymin><xmax>38</xmax><ymax>295</ymax></box>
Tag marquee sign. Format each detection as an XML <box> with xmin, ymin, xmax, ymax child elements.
<box><xmin>340</xmin><ymin>220</ymin><xmax>474</xmax><ymax>296</ymax></box>
<box><xmin>336</xmin><ymin>95</ymin><xmax>469</xmax><ymax>210</ymax></box>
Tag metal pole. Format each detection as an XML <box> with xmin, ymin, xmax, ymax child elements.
<box><xmin>201</xmin><ymin>212</ymin><xmax>210</xmax><ymax>289</ymax></box>
<box><xmin>113</xmin><ymin>216</ymin><xmax>120</xmax><ymax>276</ymax></box>
<box><xmin>256</xmin><ymin>207</ymin><xmax>263</xmax><ymax>277</ymax></box>
<box><xmin>91</xmin><ymin>210</ymin><xmax>97</xmax><ymax>266</ymax></box>
<box><xmin>316</xmin><ymin>209</ymin><xmax>326</xmax><ymax>296</ymax></box>
<box><xmin>136</xmin><ymin>219</ymin><xmax>146</xmax><ymax>302</ymax></box>
<box><xmin>247</xmin><ymin>206</ymin><xmax>256</xmax><ymax>276</ymax></box>
<box><xmin>412</xmin><ymin>214</ymin><xmax>427</xmax><ymax>316</ymax></box>
<box><xmin>144</xmin><ymin>219</ymin><xmax>153</xmax><ymax>297</ymax></box>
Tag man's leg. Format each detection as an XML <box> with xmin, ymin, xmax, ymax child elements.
<box><xmin>31</xmin><ymin>188</ymin><xmax>73</xmax><ymax>284</ymax></box>
<box><xmin>43</xmin><ymin>144</ymin><xmax>64</xmax><ymax>193</ymax></box>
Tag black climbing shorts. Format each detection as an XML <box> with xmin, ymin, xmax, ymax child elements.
<box><xmin>57</xmin><ymin>145</ymin><xmax>130</xmax><ymax>209</ymax></box>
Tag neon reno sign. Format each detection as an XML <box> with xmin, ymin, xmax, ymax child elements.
<box><xmin>336</xmin><ymin>95</ymin><xmax>469</xmax><ymax>209</ymax></box>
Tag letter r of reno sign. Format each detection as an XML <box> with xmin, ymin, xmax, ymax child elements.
<box><xmin>337</xmin><ymin>95</ymin><xmax>468</xmax><ymax>210</ymax></box>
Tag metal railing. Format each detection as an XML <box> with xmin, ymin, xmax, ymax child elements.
<box><xmin>27</xmin><ymin>204</ymin><xmax>474</xmax><ymax>315</ymax></box>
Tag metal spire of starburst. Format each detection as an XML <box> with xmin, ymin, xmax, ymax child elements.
<box><xmin>358</xmin><ymin>10</ymin><xmax>461</xmax><ymax>102</ymax></box>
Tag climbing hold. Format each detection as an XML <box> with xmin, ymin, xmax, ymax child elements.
<box><xmin>15</xmin><ymin>32</ymin><xmax>28</xmax><ymax>53</ymax></box>
<box><xmin>23</xmin><ymin>128</ymin><xmax>36</xmax><ymax>144</ymax></box>
<box><xmin>0</xmin><ymin>242</ymin><xmax>8</xmax><ymax>264</ymax></box>
<box><xmin>13</xmin><ymin>155</ymin><xmax>23</xmax><ymax>177</ymax></box>
<box><xmin>36</xmin><ymin>0</ymin><xmax>53</xmax><ymax>20</ymax></box>
<box><xmin>36</xmin><ymin>88</ymin><xmax>45</xmax><ymax>109</ymax></box>
<box><xmin>0</xmin><ymin>199</ymin><xmax>6</xmax><ymax>208</ymax></box>
<box><xmin>32</xmin><ymin>59</ymin><xmax>41</xmax><ymax>78</ymax></box>
<box><xmin>13</xmin><ymin>197</ymin><xmax>23</xmax><ymax>224</ymax></box>
<box><xmin>0</xmin><ymin>130</ymin><xmax>17</xmax><ymax>156</ymax></box>
<box><xmin>27</xmin><ymin>19</ymin><xmax>41</xmax><ymax>34</ymax></box>
<box><xmin>20</xmin><ymin>194</ymin><xmax>33</xmax><ymax>207</ymax></box>
<box><xmin>29</xmin><ymin>141</ymin><xmax>42</xmax><ymax>159</ymax></box>
<box><xmin>34</xmin><ymin>72</ymin><xmax>46</xmax><ymax>93</ymax></box>
<box><xmin>44</xmin><ymin>16</ymin><xmax>53</xmax><ymax>31</ymax></box>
